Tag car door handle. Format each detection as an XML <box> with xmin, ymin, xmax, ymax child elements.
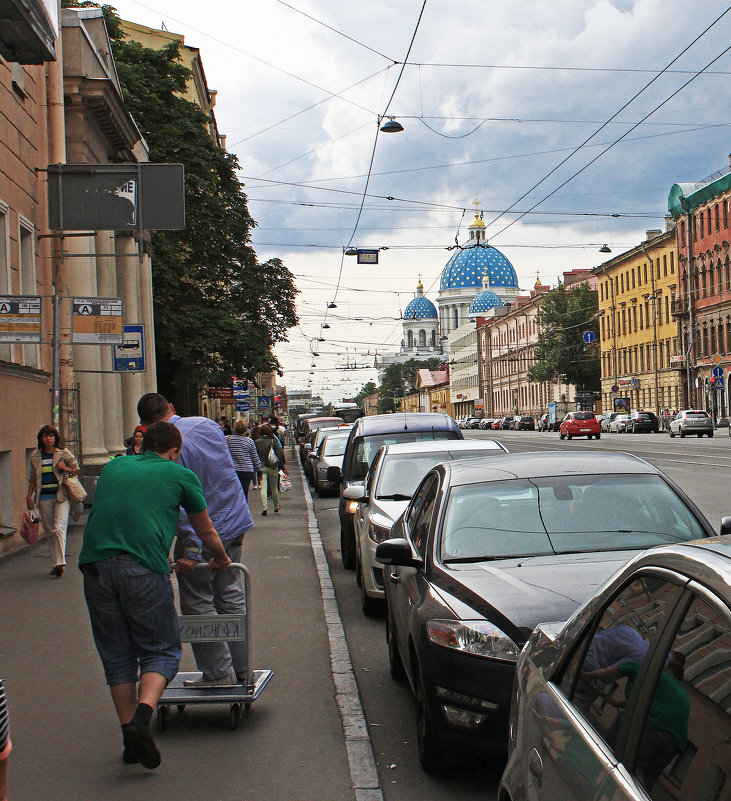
<box><xmin>389</xmin><ymin>570</ymin><xmax>400</xmax><ymax>583</ymax></box>
<box><xmin>529</xmin><ymin>748</ymin><xmax>543</xmax><ymax>786</ymax></box>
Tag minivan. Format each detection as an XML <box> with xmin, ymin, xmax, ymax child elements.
<box><xmin>327</xmin><ymin>412</ymin><xmax>462</xmax><ymax>569</ymax></box>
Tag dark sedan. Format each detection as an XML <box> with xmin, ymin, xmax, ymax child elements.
<box><xmin>376</xmin><ymin>452</ymin><xmax>716</xmax><ymax>771</ymax></box>
<box><xmin>628</xmin><ymin>410</ymin><xmax>659</xmax><ymax>433</ymax></box>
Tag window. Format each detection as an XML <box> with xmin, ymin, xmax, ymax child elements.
<box><xmin>663</xmin><ymin>254</ymin><xmax>668</xmax><ymax>277</ymax></box>
<box><xmin>0</xmin><ymin>203</ymin><xmax>9</xmax><ymax>362</ymax></box>
<box><xmin>406</xmin><ymin>473</ymin><xmax>439</xmax><ymax>556</ymax></box>
<box><xmin>18</xmin><ymin>218</ymin><xmax>38</xmax><ymax>369</ymax></box>
<box><xmin>418</xmin><ymin>329</ymin><xmax>426</xmax><ymax>347</ymax></box>
<box><xmin>715</xmin><ymin>203</ymin><xmax>720</xmax><ymax>232</ymax></box>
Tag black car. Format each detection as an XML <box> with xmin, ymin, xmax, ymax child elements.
<box><xmin>628</xmin><ymin>410</ymin><xmax>659</xmax><ymax>433</ymax></box>
<box><xmin>512</xmin><ymin>415</ymin><xmax>535</xmax><ymax>431</ymax></box>
<box><xmin>376</xmin><ymin>451</ymin><xmax>716</xmax><ymax>771</ymax></box>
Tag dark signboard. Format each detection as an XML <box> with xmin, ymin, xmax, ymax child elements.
<box><xmin>48</xmin><ymin>163</ymin><xmax>185</xmax><ymax>231</ymax></box>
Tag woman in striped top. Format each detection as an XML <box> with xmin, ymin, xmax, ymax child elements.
<box><xmin>0</xmin><ymin>678</ymin><xmax>10</xmax><ymax>801</ymax></box>
<box><xmin>227</xmin><ymin>419</ymin><xmax>262</xmax><ymax>501</ymax></box>
<box><xmin>26</xmin><ymin>424</ymin><xmax>80</xmax><ymax>577</ymax></box>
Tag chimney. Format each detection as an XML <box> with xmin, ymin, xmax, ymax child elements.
<box><xmin>645</xmin><ymin>229</ymin><xmax>662</xmax><ymax>242</ymax></box>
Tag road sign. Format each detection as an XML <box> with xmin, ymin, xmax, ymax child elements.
<box><xmin>0</xmin><ymin>295</ymin><xmax>41</xmax><ymax>343</ymax></box>
<box><xmin>711</xmin><ymin>365</ymin><xmax>724</xmax><ymax>378</ymax></box>
<box><xmin>716</xmin><ymin>377</ymin><xmax>725</xmax><ymax>388</ymax></box>
<box><xmin>235</xmin><ymin>400</ymin><xmax>250</xmax><ymax>412</ymax></box>
<box><xmin>72</xmin><ymin>297</ymin><xmax>124</xmax><ymax>344</ymax></box>
<box><xmin>611</xmin><ymin>384</ymin><xmax>619</xmax><ymax>393</ymax></box>
<box><xmin>113</xmin><ymin>324</ymin><xmax>145</xmax><ymax>371</ymax></box>
<box><xmin>711</xmin><ymin>352</ymin><xmax>722</xmax><ymax>366</ymax></box>
<box><xmin>356</xmin><ymin>249</ymin><xmax>379</xmax><ymax>264</ymax></box>
<box><xmin>583</xmin><ymin>331</ymin><xmax>595</xmax><ymax>344</ymax></box>
<box><xmin>258</xmin><ymin>396</ymin><xmax>271</xmax><ymax>409</ymax></box>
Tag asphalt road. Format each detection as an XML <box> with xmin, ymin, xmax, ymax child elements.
<box><xmin>312</xmin><ymin>427</ymin><xmax>731</xmax><ymax>801</ymax></box>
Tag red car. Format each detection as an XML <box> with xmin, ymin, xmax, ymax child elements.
<box><xmin>559</xmin><ymin>411</ymin><xmax>601</xmax><ymax>440</ymax></box>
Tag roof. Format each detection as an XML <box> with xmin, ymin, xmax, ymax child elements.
<box><xmin>668</xmin><ymin>167</ymin><xmax>731</xmax><ymax>219</ymax></box>
<box><xmin>416</xmin><ymin>369</ymin><xmax>448</xmax><ymax>388</ymax></box>
<box><xmin>440</xmin><ymin>244</ymin><xmax>518</xmax><ymax>292</ymax></box>
<box><xmin>381</xmin><ymin>439</ymin><xmax>507</xmax><ymax>456</ymax></box>
<box><xmin>403</xmin><ymin>295</ymin><xmax>438</xmax><ymax>320</ymax></box>
<box><xmin>469</xmin><ymin>289</ymin><xmax>504</xmax><ymax>316</ymax></box>
<box><xmin>350</xmin><ymin>412</ymin><xmax>461</xmax><ymax>437</ymax></box>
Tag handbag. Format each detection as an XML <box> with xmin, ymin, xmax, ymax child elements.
<box><xmin>64</xmin><ymin>475</ymin><xmax>87</xmax><ymax>504</ymax></box>
<box><xmin>19</xmin><ymin>511</ymin><xmax>40</xmax><ymax>545</ymax></box>
<box><xmin>267</xmin><ymin>446</ymin><xmax>279</xmax><ymax>468</ymax></box>
<box><xmin>279</xmin><ymin>472</ymin><xmax>292</xmax><ymax>493</ymax></box>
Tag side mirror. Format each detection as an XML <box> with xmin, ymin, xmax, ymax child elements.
<box><xmin>343</xmin><ymin>486</ymin><xmax>366</xmax><ymax>501</ymax></box>
<box><xmin>304</xmin><ymin>443</ymin><xmax>312</xmax><ymax>451</ymax></box>
<box><xmin>720</xmin><ymin>516</ymin><xmax>731</xmax><ymax>537</ymax></box>
<box><xmin>375</xmin><ymin>538</ymin><xmax>423</xmax><ymax>568</ymax></box>
<box><xmin>308</xmin><ymin>451</ymin><xmax>318</xmax><ymax>459</ymax></box>
<box><xmin>327</xmin><ymin>466</ymin><xmax>342</xmax><ymax>484</ymax></box>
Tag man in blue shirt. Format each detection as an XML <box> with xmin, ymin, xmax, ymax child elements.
<box><xmin>138</xmin><ymin>393</ymin><xmax>254</xmax><ymax>687</ymax></box>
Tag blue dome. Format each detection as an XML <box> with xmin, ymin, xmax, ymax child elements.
<box><xmin>403</xmin><ymin>295</ymin><xmax>438</xmax><ymax>320</ymax></box>
<box><xmin>440</xmin><ymin>244</ymin><xmax>518</xmax><ymax>292</ymax></box>
<box><xmin>469</xmin><ymin>289</ymin><xmax>503</xmax><ymax>316</ymax></box>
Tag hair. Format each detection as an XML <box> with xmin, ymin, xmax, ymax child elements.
<box><xmin>133</xmin><ymin>425</ymin><xmax>146</xmax><ymax>438</ymax></box>
<box><xmin>137</xmin><ymin>393</ymin><xmax>171</xmax><ymax>425</ymax></box>
<box><xmin>142</xmin><ymin>421</ymin><xmax>182</xmax><ymax>454</ymax></box>
<box><xmin>233</xmin><ymin>419</ymin><xmax>248</xmax><ymax>435</ymax></box>
<box><xmin>250</xmin><ymin>424</ymin><xmax>260</xmax><ymax>440</ymax></box>
<box><xmin>259</xmin><ymin>423</ymin><xmax>273</xmax><ymax>437</ymax></box>
<box><xmin>269</xmin><ymin>416</ymin><xmax>280</xmax><ymax>427</ymax></box>
<box><xmin>668</xmin><ymin>650</ymin><xmax>686</xmax><ymax>680</ymax></box>
<box><xmin>37</xmin><ymin>424</ymin><xmax>61</xmax><ymax>450</ymax></box>
<box><xmin>220</xmin><ymin>416</ymin><xmax>228</xmax><ymax>422</ymax></box>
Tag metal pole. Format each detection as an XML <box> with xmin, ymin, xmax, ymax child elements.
<box><xmin>52</xmin><ymin>293</ymin><xmax>61</xmax><ymax>427</ymax></box>
<box><xmin>640</xmin><ymin>243</ymin><xmax>660</xmax><ymax>418</ymax></box>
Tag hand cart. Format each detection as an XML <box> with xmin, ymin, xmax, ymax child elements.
<box><xmin>156</xmin><ymin>561</ymin><xmax>273</xmax><ymax>731</ymax></box>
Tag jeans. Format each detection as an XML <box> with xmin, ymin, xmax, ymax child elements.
<box><xmin>260</xmin><ymin>466</ymin><xmax>280</xmax><ymax>511</ymax></box>
<box><xmin>82</xmin><ymin>554</ymin><xmax>181</xmax><ymax>685</ymax></box>
<box><xmin>38</xmin><ymin>497</ymin><xmax>70</xmax><ymax>567</ymax></box>
<box><xmin>175</xmin><ymin>537</ymin><xmax>247</xmax><ymax>680</ymax></box>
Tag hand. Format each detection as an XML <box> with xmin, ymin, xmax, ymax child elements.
<box><xmin>282</xmin><ymin>468</ymin><xmax>289</xmax><ymax>476</ymax></box>
<box><xmin>26</xmin><ymin>496</ymin><xmax>34</xmax><ymax>511</ymax></box>
<box><xmin>207</xmin><ymin>554</ymin><xmax>231</xmax><ymax>572</ymax></box>
<box><xmin>175</xmin><ymin>557</ymin><xmax>197</xmax><ymax>575</ymax></box>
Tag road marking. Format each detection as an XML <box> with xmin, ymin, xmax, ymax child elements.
<box><xmin>299</xmin><ymin>461</ymin><xmax>384</xmax><ymax>801</ymax></box>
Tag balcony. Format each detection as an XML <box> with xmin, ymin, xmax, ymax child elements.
<box><xmin>671</xmin><ymin>299</ymin><xmax>689</xmax><ymax>317</ymax></box>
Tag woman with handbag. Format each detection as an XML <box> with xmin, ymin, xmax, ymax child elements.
<box><xmin>254</xmin><ymin>424</ymin><xmax>288</xmax><ymax>516</ymax></box>
<box><xmin>26</xmin><ymin>424</ymin><xmax>80</xmax><ymax>577</ymax></box>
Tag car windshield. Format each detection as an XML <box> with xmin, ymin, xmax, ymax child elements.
<box><xmin>323</xmin><ymin>436</ymin><xmax>348</xmax><ymax>457</ymax></box>
<box><xmin>686</xmin><ymin>411</ymin><xmax>709</xmax><ymax>418</ymax></box>
<box><xmin>439</xmin><ymin>474</ymin><xmax>707</xmax><ymax>562</ymax></box>
<box><xmin>347</xmin><ymin>431</ymin><xmax>457</xmax><ymax>480</ymax></box>
<box><xmin>572</xmin><ymin>413</ymin><xmax>595</xmax><ymax>420</ymax></box>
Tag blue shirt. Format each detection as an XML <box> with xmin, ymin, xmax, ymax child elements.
<box><xmin>169</xmin><ymin>414</ymin><xmax>253</xmax><ymax>555</ymax></box>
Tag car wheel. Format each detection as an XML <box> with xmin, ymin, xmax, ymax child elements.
<box><xmin>340</xmin><ymin>523</ymin><xmax>356</xmax><ymax>570</ymax></box>
<box><xmin>669</xmin><ymin>430</ymin><xmax>675</xmax><ymax>438</ymax></box>
<box><xmin>386</xmin><ymin>604</ymin><xmax>406</xmax><ymax>682</ymax></box>
<box><xmin>567</xmin><ymin>433</ymin><xmax>573</xmax><ymax>440</ymax></box>
<box><xmin>596</xmin><ymin>433</ymin><xmax>601</xmax><ymax>440</ymax></box>
<box><xmin>416</xmin><ymin>670</ymin><xmax>445</xmax><ymax>772</ymax></box>
<box><xmin>361</xmin><ymin>574</ymin><xmax>381</xmax><ymax>616</ymax></box>
<box><xmin>709</xmin><ymin>431</ymin><xmax>714</xmax><ymax>438</ymax></box>
<box><xmin>559</xmin><ymin>432</ymin><xmax>565</xmax><ymax>440</ymax></box>
<box><xmin>680</xmin><ymin>430</ymin><xmax>685</xmax><ymax>438</ymax></box>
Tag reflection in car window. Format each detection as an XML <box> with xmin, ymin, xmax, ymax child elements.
<box><xmin>406</xmin><ymin>474</ymin><xmax>439</xmax><ymax>557</ymax></box>
<box><xmin>439</xmin><ymin>475</ymin><xmax>707</xmax><ymax>561</ymax></box>
<box><xmin>323</xmin><ymin>436</ymin><xmax>347</xmax><ymax>457</ymax></box>
<box><xmin>347</xmin><ymin>432</ymin><xmax>455</xmax><ymax>480</ymax></box>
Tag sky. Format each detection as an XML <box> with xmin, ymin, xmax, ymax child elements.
<box><xmin>106</xmin><ymin>0</ymin><xmax>731</xmax><ymax>402</ymax></box>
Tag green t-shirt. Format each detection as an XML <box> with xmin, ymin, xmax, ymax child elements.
<box><xmin>79</xmin><ymin>451</ymin><xmax>207</xmax><ymax>574</ymax></box>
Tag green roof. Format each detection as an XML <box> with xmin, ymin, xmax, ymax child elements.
<box><xmin>668</xmin><ymin>169</ymin><xmax>731</xmax><ymax>219</ymax></box>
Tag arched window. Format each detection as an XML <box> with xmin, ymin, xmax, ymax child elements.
<box><xmin>418</xmin><ymin>329</ymin><xmax>426</xmax><ymax>347</ymax></box>
<box><xmin>453</xmin><ymin>308</ymin><xmax>459</xmax><ymax>329</ymax></box>
<box><xmin>407</xmin><ymin>330</ymin><xmax>414</xmax><ymax>348</ymax></box>
<box><xmin>430</xmin><ymin>330</ymin><xmax>436</xmax><ymax>346</ymax></box>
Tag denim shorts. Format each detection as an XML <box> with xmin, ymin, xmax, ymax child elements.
<box><xmin>82</xmin><ymin>554</ymin><xmax>181</xmax><ymax>685</ymax></box>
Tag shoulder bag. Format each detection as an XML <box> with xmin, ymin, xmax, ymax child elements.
<box><xmin>64</xmin><ymin>475</ymin><xmax>87</xmax><ymax>504</ymax></box>
<box><xmin>267</xmin><ymin>446</ymin><xmax>279</xmax><ymax>468</ymax></box>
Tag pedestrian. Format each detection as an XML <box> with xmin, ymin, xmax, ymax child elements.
<box><xmin>0</xmin><ymin>677</ymin><xmax>10</xmax><ymax>801</ymax></box>
<box><xmin>269</xmin><ymin>416</ymin><xmax>283</xmax><ymax>445</ymax></box>
<box><xmin>79</xmin><ymin>421</ymin><xmax>230</xmax><ymax>770</ymax></box>
<box><xmin>125</xmin><ymin>425</ymin><xmax>145</xmax><ymax>455</ymax></box>
<box><xmin>227</xmin><ymin>419</ymin><xmax>262</xmax><ymax>500</ymax></box>
<box><xmin>219</xmin><ymin>417</ymin><xmax>232</xmax><ymax>435</ymax></box>
<box><xmin>255</xmin><ymin>423</ymin><xmax>288</xmax><ymax>516</ymax></box>
<box><xmin>137</xmin><ymin>393</ymin><xmax>253</xmax><ymax>689</ymax></box>
<box><xmin>26</xmin><ymin>424</ymin><xmax>80</xmax><ymax>577</ymax></box>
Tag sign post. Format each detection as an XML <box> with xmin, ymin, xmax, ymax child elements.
<box><xmin>72</xmin><ymin>297</ymin><xmax>124</xmax><ymax>344</ymax></box>
<box><xmin>0</xmin><ymin>295</ymin><xmax>42</xmax><ymax>343</ymax></box>
<box><xmin>113</xmin><ymin>324</ymin><xmax>145</xmax><ymax>371</ymax></box>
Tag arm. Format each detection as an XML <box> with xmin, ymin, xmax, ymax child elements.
<box><xmin>26</xmin><ymin>466</ymin><xmax>36</xmax><ymax>510</ymax></box>
<box><xmin>183</xmin><ymin>510</ymin><xmax>230</xmax><ymax>572</ymax></box>
<box><xmin>248</xmin><ymin>438</ymin><xmax>262</xmax><ymax>474</ymax></box>
<box><xmin>57</xmin><ymin>449</ymin><xmax>80</xmax><ymax>477</ymax></box>
<box><xmin>275</xmin><ymin>440</ymin><xmax>288</xmax><ymax>473</ymax></box>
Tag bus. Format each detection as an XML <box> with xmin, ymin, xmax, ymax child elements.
<box><xmin>329</xmin><ymin>402</ymin><xmax>364</xmax><ymax>424</ymax></box>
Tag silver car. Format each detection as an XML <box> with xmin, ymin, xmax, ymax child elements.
<box><xmin>609</xmin><ymin>413</ymin><xmax>631</xmax><ymax>433</ymax></box>
<box><xmin>344</xmin><ymin>439</ymin><xmax>507</xmax><ymax>615</ymax></box>
<box><xmin>311</xmin><ymin>432</ymin><xmax>351</xmax><ymax>495</ymax></box>
<box><xmin>669</xmin><ymin>409</ymin><xmax>714</xmax><ymax>438</ymax></box>
<box><xmin>500</xmin><ymin>532</ymin><xmax>731</xmax><ymax>801</ymax></box>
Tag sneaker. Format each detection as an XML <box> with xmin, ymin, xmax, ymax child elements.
<box><xmin>261</xmin><ymin>509</ymin><xmax>267</xmax><ymax>516</ymax></box>
<box><xmin>183</xmin><ymin>673</ymin><xmax>236</xmax><ymax>689</ymax></box>
<box><xmin>274</xmin><ymin>506</ymin><xmax>281</xmax><ymax>513</ymax></box>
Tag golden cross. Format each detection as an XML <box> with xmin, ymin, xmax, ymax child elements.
<box><xmin>472</xmin><ymin>198</ymin><xmax>481</xmax><ymax>213</ymax></box>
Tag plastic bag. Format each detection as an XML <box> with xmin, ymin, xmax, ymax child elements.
<box><xmin>19</xmin><ymin>511</ymin><xmax>40</xmax><ymax>545</ymax></box>
<box><xmin>279</xmin><ymin>472</ymin><xmax>292</xmax><ymax>493</ymax></box>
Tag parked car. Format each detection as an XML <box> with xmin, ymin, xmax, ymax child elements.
<box><xmin>559</xmin><ymin>411</ymin><xmax>601</xmax><ymax>440</ymax></box>
<box><xmin>609</xmin><ymin>413</ymin><xmax>631</xmax><ymax>433</ymax></box>
<box><xmin>329</xmin><ymin>413</ymin><xmax>462</xmax><ymax>570</ymax></box>
<box><xmin>298</xmin><ymin>416</ymin><xmax>345</xmax><ymax>463</ymax></box>
<box><xmin>537</xmin><ymin>413</ymin><xmax>551</xmax><ymax>432</ymax></box>
<box><xmin>345</xmin><ymin>439</ymin><xmax>508</xmax><ymax>615</ymax></box>
<box><xmin>376</xmin><ymin>451</ymin><xmax>716</xmax><ymax>770</ymax></box>
<box><xmin>669</xmin><ymin>408</ymin><xmax>714</xmax><ymax>438</ymax></box>
<box><xmin>491</xmin><ymin>419</ymin><xmax>503</xmax><ymax>431</ymax></box>
<box><xmin>601</xmin><ymin>411</ymin><xmax>622</xmax><ymax>432</ymax></box>
<box><xmin>464</xmin><ymin>417</ymin><xmax>481</xmax><ymax>429</ymax></box>
<box><xmin>500</xmin><ymin>533</ymin><xmax>731</xmax><ymax>801</ymax></box>
<box><xmin>512</xmin><ymin>415</ymin><xmax>535</xmax><ymax>431</ymax></box>
<box><xmin>627</xmin><ymin>410</ymin><xmax>659</xmax><ymax>433</ymax></box>
<box><xmin>479</xmin><ymin>417</ymin><xmax>495</xmax><ymax>430</ymax></box>
<box><xmin>311</xmin><ymin>431</ymin><xmax>352</xmax><ymax>496</ymax></box>
<box><xmin>304</xmin><ymin>423</ymin><xmax>352</xmax><ymax>484</ymax></box>
<box><xmin>499</xmin><ymin>416</ymin><xmax>514</xmax><ymax>430</ymax></box>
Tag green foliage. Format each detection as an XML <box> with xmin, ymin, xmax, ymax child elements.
<box><xmin>65</xmin><ymin>3</ymin><xmax>298</xmax><ymax>410</ymax></box>
<box><xmin>528</xmin><ymin>283</ymin><xmax>600</xmax><ymax>389</ymax></box>
<box><xmin>378</xmin><ymin>358</ymin><xmax>443</xmax><ymax>413</ymax></box>
<box><xmin>354</xmin><ymin>381</ymin><xmax>377</xmax><ymax>407</ymax></box>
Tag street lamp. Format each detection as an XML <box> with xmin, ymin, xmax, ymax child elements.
<box><xmin>379</xmin><ymin>116</ymin><xmax>404</xmax><ymax>133</ymax></box>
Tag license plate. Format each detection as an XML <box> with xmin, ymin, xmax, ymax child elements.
<box><xmin>580</xmin><ymin>428</ymin><xmax>590</xmax><ymax>432</ymax></box>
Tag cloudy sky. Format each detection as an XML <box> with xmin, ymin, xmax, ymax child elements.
<box><xmin>108</xmin><ymin>0</ymin><xmax>731</xmax><ymax>402</ymax></box>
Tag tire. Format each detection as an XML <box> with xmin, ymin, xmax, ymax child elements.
<box><xmin>386</xmin><ymin>604</ymin><xmax>406</xmax><ymax>682</ymax></box>
<box><xmin>416</xmin><ymin>670</ymin><xmax>445</xmax><ymax>772</ymax></box>
<box><xmin>680</xmin><ymin>430</ymin><xmax>685</xmax><ymax>438</ymax></box>
<box><xmin>559</xmin><ymin>432</ymin><xmax>565</xmax><ymax>440</ymax></box>
<box><xmin>230</xmin><ymin>703</ymin><xmax>241</xmax><ymax>730</ymax></box>
<box><xmin>341</xmin><ymin>522</ymin><xmax>356</xmax><ymax>570</ymax></box>
<box><xmin>596</xmin><ymin>433</ymin><xmax>601</xmax><ymax>440</ymax></box>
<box><xmin>567</xmin><ymin>434</ymin><xmax>573</xmax><ymax>440</ymax></box>
<box><xmin>669</xmin><ymin>430</ymin><xmax>675</xmax><ymax>438</ymax></box>
<box><xmin>698</xmin><ymin>433</ymin><xmax>703</xmax><ymax>438</ymax></box>
<box><xmin>360</xmin><ymin>562</ymin><xmax>381</xmax><ymax>617</ymax></box>
<box><xmin>709</xmin><ymin>431</ymin><xmax>714</xmax><ymax>438</ymax></box>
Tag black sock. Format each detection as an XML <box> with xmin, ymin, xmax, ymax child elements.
<box><xmin>131</xmin><ymin>703</ymin><xmax>153</xmax><ymax>730</ymax></box>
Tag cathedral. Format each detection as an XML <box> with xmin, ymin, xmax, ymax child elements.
<box><xmin>381</xmin><ymin>207</ymin><xmax>521</xmax><ymax>365</ymax></box>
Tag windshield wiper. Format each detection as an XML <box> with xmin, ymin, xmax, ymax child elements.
<box><xmin>442</xmin><ymin>554</ymin><xmax>542</xmax><ymax>564</ymax></box>
<box><xmin>376</xmin><ymin>493</ymin><xmax>412</xmax><ymax>501</ymax></box>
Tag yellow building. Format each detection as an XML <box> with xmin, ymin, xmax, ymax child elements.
<box><xmin>119</xmin><ymin>20</ymin><xmax>223</xmax><ymax>147</ymax></box>
<box><xmin>594</xmin><ymin>228</ymin><xmax>684</xmax><ymax>416</ymax></box>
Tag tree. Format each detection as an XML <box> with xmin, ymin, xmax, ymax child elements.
<box><xmin>64</xmin><ymin>3</ymin><xmax>298</xmax><ymax>412</ymax></box>
<box><xmin>354</xmin><ymin>381</ymin><xmax>377</xmax><ymax>407</ymax></box>
<box><xmin>528</xmin><ymin>283</ymin><xmax>600</xmax><ymax>390</ymax></box>
<box><xmin>378</xmin><ymin>358</ymin><xmax>442</xmax><ymax>413</ymax></box>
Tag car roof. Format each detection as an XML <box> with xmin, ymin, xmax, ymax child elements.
<box><xmin>443</xmin><ymin>450</ymin><xmax>659</xmax><ymax>485</ymax></box>
<box><xmin>320</xmin><ymin>428</ymin><xmax>352</xmax><ymax>440</ymax></box>
<box><xmin>349</xmin><ymin>412</ymin><xmax>460</xmax><ymax>436</ymax></box>
<box><xmin>381</xmin><ymin>439</ymin><xmax>507</xmax><ymax>456</ymax></box>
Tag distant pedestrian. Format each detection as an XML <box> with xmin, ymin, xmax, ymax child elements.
<box><xmin>227</xmin><ymin>420</ymin><xmax>262</xmax><ymax>500</ymax></box>
<box><xmin>125</xmin><ymin>425</ymin><xmax>145</xmax><ymax>455</ymax></box>
<box><xmin>255</xmin><ymin>424</ymin><xmax>288</xmax><ymax>516</ymax></box>
<box><xmin>79</xmin><ymin>422</ymin><xmax>230</xmax><ymax>769</ymax></box>
<box><xmin>0</xmin><ymin>677</ymin><xmax>10</xmax><ymax>801</ymax></box>
<box><xmin>26</xmin><ymin>424</ymin><xmax>80</xmax><ymax>577</ymax></box>
<box><xmin>219</xmin><ymin>417</ymin><xmax>232</xmax><ymax>435</ymax></box>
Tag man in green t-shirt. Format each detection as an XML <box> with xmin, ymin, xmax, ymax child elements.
<box><xmin>80</xmin><ymin>422</ymin><xmax>230</xmax><ymax>771</ymax></box>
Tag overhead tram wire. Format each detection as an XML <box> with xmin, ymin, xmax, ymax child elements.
<box><xmin>400</xmin><ymin>60</ymin><xmax>731</xmax><ymax>76</ymax></box>
<box><xmin>490</xmin><ymin>38</ymin><xmax>731</xmax><ymax>241</ymax></box>
<box><xmin>483</xmin><ymin>5</ymin><xmax>731</xmax><ymax>232</ymax></box>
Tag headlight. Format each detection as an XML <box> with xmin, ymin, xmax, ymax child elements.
<box><xmin>368</xmin><ymin>521</ymin><xmax>391</xmax><ymax>543</ymax></box>
<box><xmin>427</xmin><ymin>619</ymin><xmax>519</xmax><ymax>661</ymax></box>
<box><xmin>346</xmin><ymin>500</ymin><xmax>360</xmax><ymax>514</ymax></box>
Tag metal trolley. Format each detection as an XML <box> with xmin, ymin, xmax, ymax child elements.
<box><xmin>156</xmin><ymin>562</ymin><xmax>273</xmax><ymax>731</ymax></box>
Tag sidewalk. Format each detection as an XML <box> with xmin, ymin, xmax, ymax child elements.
<box><xmin>0</xmin><ymin>461</ymin><xmax>374</xmax><ymax>801</ymax></box>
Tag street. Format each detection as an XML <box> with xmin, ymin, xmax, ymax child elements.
<box><xmin>2</xmin><ymin>431</ymin><xmax>729</xmax><ymax>801</ymax></box>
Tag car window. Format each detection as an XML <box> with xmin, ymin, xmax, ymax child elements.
<box><xmin>406</xmin><ymin>473</ymin><xmax>439</xmax><ymax>557</ymax></box>
<box><xmin>345</xmin><ymin>431</ymin><xmax>457</xmax><ymax>480</ymax></box>
<box><xmin>323</xmin><ymin>436</ymin><xmax>347</xmax><ymax>457</ymax></box>
<box><xmin>559</xmin><ymin>574</ymin><xmax>685</xmax><ymax>754</ymax></box>
<box><xmin>572</xmin><ymin>412</ymin><xmax>595</xmax><ymax>420</ymax></box>
<box><xmin>635</xmin><ymin>593</ymin><xmax>731</xmax><ymax>800</ymax></box>
<box><xmin>686</xmin><ymin>412</ymin><xmax>709</xmax><ymax>419</ymax></box>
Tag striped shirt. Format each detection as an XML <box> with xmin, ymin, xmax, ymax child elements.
<box><xmin>40</xmin><ymin>453</ymin><xmax>59</xmax><ymax>498</ymax></box>
<box><xmin>227</xmin><ymin>435</ymin><xmax>262</xmax><ymax>474</ymax></box>
<box><xmin>0</xmin><ymin>678</ymin><xmax>10</xmax><ymax>760</ymax></box>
